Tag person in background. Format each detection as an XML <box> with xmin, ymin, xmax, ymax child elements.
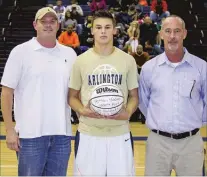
<box><xmin>139</xmin><ymin>16</ymin><xmax>159</xmax><ymax>53</ymax></box>
<box><xmin>66</xmin><ymin>0</ymin><xmax>84</xmax><ymax>16</ymax></box>
<box><xmin>69</xmin><ymin>1</ymin><xmax>83</xmax><ymax>35</ymax></box>
<box><xmin>128</xmin><ymin>4</ymin><xmax>138</xmax><ymax>21</ymax></box>
<box><xmin>150</xmin><ymin>0</ymin><xmax>170</xmax><ymax>24</ymax></box>
<box><xmin>114</xmin><ymin>27</ymin><xmax>129</xmax><ymax>50</ymax></box>
<box><xmin>53</xmin><ymin>0</ymin><xmax>66</xmax><ymax>23</ymax></box>
<box><xmin>61</xmin><ymin>10</ymin><xmax>77</xmax><ymax>31</ymax></box>
<box><xmin>88</xmin><ymin>0</ymin><xmax>106</xmax><ymax>13</ymax></box>
<box><xmin>58</xmin><ymin>24</ymin><xmax>80</xmax><ymax>54</ymax></box>
<box><xmin>81</xmin><ymin>15</ymin><xmax>94</xmax><ymax>48</ymax></box>
<box><xmin>131</xmin><ymin>44</ymin><xmax>150</xmax><ymax>68</ymax></box>
<box><xmin>136</xmin><ymin>0</ymin><xmax>148</xmax><ymax>12</ymax></box>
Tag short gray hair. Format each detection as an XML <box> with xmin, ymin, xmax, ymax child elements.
<box><xmin>161</xmin><ymin>15</ymin><xmax>186</xmax><ymax>30</ymax></box>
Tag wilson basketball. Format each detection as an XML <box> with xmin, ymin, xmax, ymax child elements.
<box><xmin>90</xmin><ymin>84</ymin><xmax>124</xmax><ymax>116</ymax></box>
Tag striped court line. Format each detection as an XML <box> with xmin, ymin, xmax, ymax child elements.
<box><xmin>0</xmin><ymin>165</ymin><xmax>145</xmax><ymax>169</ymax></box>
<box><xmin>0</xmin><ymin>135</ymin><xmax>206</xmax><ymax>141</ymax></box>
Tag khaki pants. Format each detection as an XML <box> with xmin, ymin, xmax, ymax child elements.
<box><xmin>145</xmin><ymin>131</ymin><xmax>204</xmax><ymax>176</ymax></box>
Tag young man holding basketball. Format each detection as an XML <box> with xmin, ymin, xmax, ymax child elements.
<box><xmin>69</xmin><ymin>10</ymin><xmax>138</xmax><ymax>176</ymax></box>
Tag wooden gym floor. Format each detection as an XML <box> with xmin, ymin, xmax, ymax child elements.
<box><xmin>0</xmin><ymin>122</ymin><xmax>206</xmax><ymax>176</ymax></box>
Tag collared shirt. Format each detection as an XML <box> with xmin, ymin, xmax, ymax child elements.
<box><xmin>139</xmin><ymin>48</ymin><xmax>207</xmax><ymax>133</ymax></box>
<box><xmin>1</xmin><ymin>37</ymin><xmax>77</xmax><ymax>138</ymax></box>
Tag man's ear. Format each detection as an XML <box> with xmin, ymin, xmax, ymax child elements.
<box><xmin>183</xmin><ymin>29</ymin><xmax>187</xmax><ymax>39</ymax></box>
<box><xmin>91</xmin><ymin>28</ymin><xmax>93</xmax><ymax>35</ymax></box>
<box><xmin>113</xmin><ymin>27</ymin><xmax>117</xmax><ymax>35</ymax></box>
<box><xmin>33</xmin><ymin>21</ymin><xmax>37</xmax><ymax>30</ymax></box>
<box><xmin>160</xmin><ymin>30</ymin><xmax>164</xmax><ymax>40</ymax></box>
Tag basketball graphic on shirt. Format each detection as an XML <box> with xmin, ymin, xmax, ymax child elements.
<box><xmin>87</xmin><ymin>64</ymin><xmax>123</xmax><ymax>116</ymax></box>
<box><xmin>90</xmin><ymin>84</ymin><xmax>124</xmax><ymax>116</ymax></box>
<box><xmin>92</xmin><ymin>64</ymin><xmax>119</xmax><ymax>75</ymax></box>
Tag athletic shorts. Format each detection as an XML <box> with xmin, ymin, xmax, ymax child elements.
<box><xmin>73</xmin><ymin>131</ymin><xmax>135</xmax><ymax>176</ymax></box>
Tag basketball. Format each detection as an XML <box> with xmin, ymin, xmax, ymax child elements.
<box><xmin>90</xmin><ymin>84</ymin><xmax>124</xmax><ymax>116</ymax></box>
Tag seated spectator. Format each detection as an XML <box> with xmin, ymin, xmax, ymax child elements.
<box><xmin>81</xmin><ymin>15</ymin><xmax>94</xmax><ymax>48</ymax></box>
<box><xmin>88</xmin><ymin>0</ymin><xmax>106</xmax><ymax>13</ymax></box>
<box><xmin>128</xmin><ymin>4</ymin><xmax>138</xmax><ymax>21</ymax></box>
<box><xmin>131</xmin><ymin>44</ymin><xmax>150</xmax><ymax>68</ymax></box>
<box><xmin>136</xmin><ymin>0</ymin><xmax>148</xmax><ymax>12</ymax></box>
<box><xmin>108</xmin><ymin>0</ymin><xmax>122</xmax><ymax>12</ymax></box>
<box><xmin>61</xmin><ymin>10</ymin><xmax>77</xmax><ymax>31</ymax></box>
<box><xmin>58</xmin><ymin>24</ymin><xmax>80</xmax><ymax>54</ymax></box>
<box><xmin>139</xmin><ymin>16</ymin><xmax>158</xmax><ymax>51</ymax></box>
<box><xmin>66</xmin><ymin>0</ymin><xmax>84</xmax><ymax>16</ymax></box>
<box><xmin>121</xmin><ymin>0</ymin><xmax>136</xmax><ymax>10</ymax></box>
<box><xmin>69</xmin><ymin>1</ymin><xmax>83</xmax><ymax>35</ymax></box>
<box><xmin>116</xmin><ymin>10</ymin><xmax>131</xmax><ymax>29</ymax></box>
<box><xmin>127</xmin><ymin>21</ymin><xmax>140</xmax><ymax>38</ymax></box>
<box><xmin>123</xmin><ymin>21</ymin><xmax>140</xmax><ymax>53</ymax></box>
<box><xmin>114</xmin><ymin>28</ymin><xmax>129</xmax><ymax>50</ymax></box>
<box><xmin>150</xmin><ymin>0</ymin><xmax>170</xmax><ymax>24</ymax></box>
<box><xmin>53</xmin><ymin>0</ymin><xmax>66</xmax><ymax>23</ymax></box>
<box><xmin>138</xmin><ymin>0</ymin><xmax>148</xmax><ymax>6</ymax></box>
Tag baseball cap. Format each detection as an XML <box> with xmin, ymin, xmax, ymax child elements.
<box><xmin>35</xmin><ymin>7</ymin><xmax>58</xmax><ymax>21</ymax></box>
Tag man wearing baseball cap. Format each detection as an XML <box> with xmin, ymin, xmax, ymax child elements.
<box><xmin>1</xmin><ymin>7</ymin><xmax>77</xmax><ymax>176</ymax></box>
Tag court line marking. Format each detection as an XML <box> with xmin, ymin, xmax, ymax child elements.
<box><xmin>0</xmin><ymin>135</ymin><xmax>206</xmax><ymax>141</ymax></box>
<box><xmin>0</xmin><ymin>165</ymin><xmax>145</xmax><ymax>169</ymax></box>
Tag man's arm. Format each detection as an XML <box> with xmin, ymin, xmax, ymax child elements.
<box><xmin>68</xmin><ymin>88</ymin><xmax>83</xmax><ymax>115</ymax></box>
<box><xmin>1</xmin><ymin>86</ymin><xmax>19</xmax><ymax>151</ymax></box>
<box><xmin>138</xmin><ymin>67</ymin><xmax>150</xmax><ymax>117</ymax></box>
<box><xmin>1</xmin><ymin>86</ymin><xmax>14</xmax><ymax>131</ymax></box>
<box><xmin>68</xmin><ymin>88</ymin><xmax>101</xmax><ymax>118</ymax></box>
<box><xmin>201</xmin><ymin>63</ymin><xmax>207</xmax><ymax>125</ymax></box>
<box><xmin>77</xmin><ymin>5</ymin><xmax>83</xmax><ymax>16</ymax></box>
<box><xmin>126</xmin><ymin>88</ymin><xmax>139</xmax><ymax>117</ymax></box>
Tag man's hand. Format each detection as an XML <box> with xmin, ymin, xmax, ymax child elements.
<box><xmin>105</xmin><ymin>106</ymin><xmax>131</xmax><ymax>120</ymax></box>
<box><xmin>6</xmin><ymin>128</ymin><xmax>20</xmax><ymax>151</ymax></box>
<box><xmin>78</xmin><ymin>104</ymin><xmax>103</xmax><ymax>119</ymax></box>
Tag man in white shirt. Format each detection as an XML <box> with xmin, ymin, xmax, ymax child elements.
<box><xmin>1</xmin><ymin>7</ymin><xmax>77</xmax><ymax>176</ymax></box>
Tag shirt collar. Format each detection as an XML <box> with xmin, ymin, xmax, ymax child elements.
<box><xmin>31</xmin><ymin>37</ymin><xmax>61</xmax><ymax>51</ymax></box>
<box><xmin>158</xmin><ymin>48</ymin><xmax>194</xmax><ymax>67</ymax></box>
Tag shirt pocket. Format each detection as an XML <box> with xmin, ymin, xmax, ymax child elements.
<box><xmin>180</xmin><ymin>79</ymin><xmax>195</xmax><ymax>97</ymax></box>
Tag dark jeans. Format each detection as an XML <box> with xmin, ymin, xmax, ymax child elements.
<box><xmin>17</xmin><ymin>135</ymin><xmax>71</xmax><ymax>176</ymax></box>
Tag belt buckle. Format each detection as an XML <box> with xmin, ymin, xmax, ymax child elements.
<box><xmin>171</xmin><ymin>133</ymin><xmax>179</xmax><ymax>139</ymax></box>
<box><xmin>189</xmin><ymin>131</ymin><xmax>192</xmax><ymax>136</ymax></box>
